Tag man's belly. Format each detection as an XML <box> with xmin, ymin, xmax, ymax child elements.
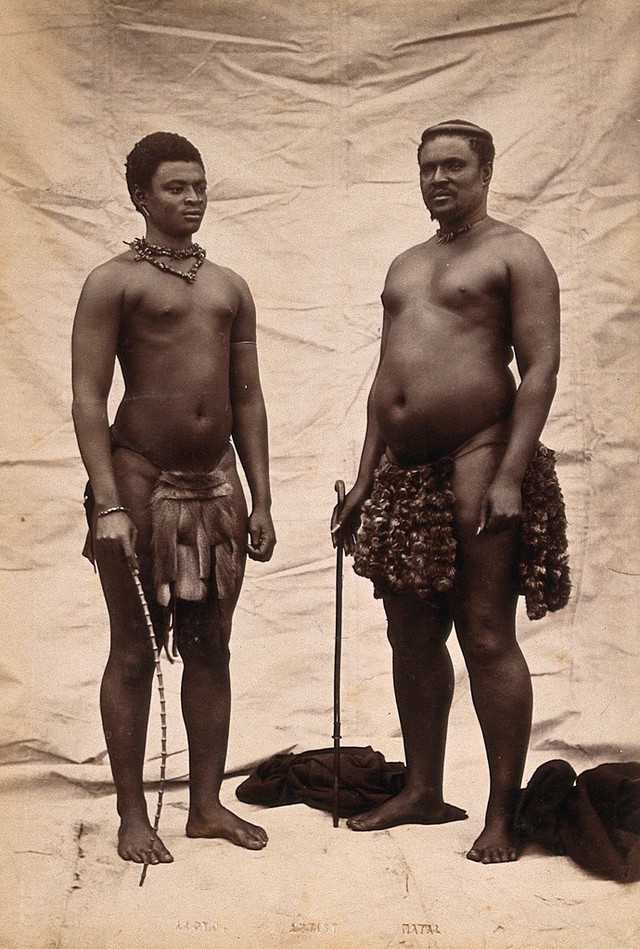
<box><xmin>112</xmin><ymin>393</ymin><xmax>233</xmax><ymax>471</ymax></box>
<box><xmin>374</xmin><ymin>367</ymin><xmax>516</xmax><ymax>465</ymax></box>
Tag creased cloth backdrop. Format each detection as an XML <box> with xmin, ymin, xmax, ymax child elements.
<box><xmin>0</xmin><ymin>0</ymin><xmax>638</xmax><ymax>797</ymax></box>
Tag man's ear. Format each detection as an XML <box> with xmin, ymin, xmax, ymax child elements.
<box><xmin>133</xmin><ymin>187</ymin><xmax>148</xmax><ymax>215</ymax></box>
<box><xmin>481</xmin><ymin>163</ymin><xmax>493</xmax><ymax>188</ymax></box>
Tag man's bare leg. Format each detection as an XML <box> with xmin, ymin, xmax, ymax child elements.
<box><xmin>100</xmin><ymin>557</ymin><xmax>173</xmax><ymax>864</ymax></box>
<box><xmin>178</xmin><ymin>600</ymin><xmax>268</xmax><ymax>850</ymax></box>
<box><xmin>347</xmin><ymin>594</ymin><xmax>467</xmax><ymax>831</ymax></box>
<box><xmin>97</xmin><ymin>451</ymin><xmax>173</xmax><ymax>864</ymax></box>
<box><xmin>451</xmin><ymin>446</ymin><xmax>532</xmax><ymax>864</ymax></box>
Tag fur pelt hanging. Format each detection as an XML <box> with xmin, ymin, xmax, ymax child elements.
<box><xmin>150</xmin><ymin>469</ymin><xmax>242</xmax><ymax>607</ymax></box>
<box><xmin>353</xmin><ymin>442</ymin><xmax>570</xmax><ymax>620</ymax></box>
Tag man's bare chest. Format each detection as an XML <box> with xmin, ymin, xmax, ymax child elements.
<box><xmin>121</xmin><ymin>272</ymin><xmax>236</xmax><ymax>340</ymax></box>
<box><xmin>386</xmin><ymin>253</ymin><xmax>507</xmax><ymax>315</ymax></box>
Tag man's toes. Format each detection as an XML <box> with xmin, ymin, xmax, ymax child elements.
<box><xmin>251</xmin><ymin>824</ymin><xmax>268</xmax><ymax>844</ymax></box>
<box><xmin>466</xmin><ymin>847</ymin><xmax>483</xmax><ymax>862</ymax></box>
<box><xmin>119</xmin><ymin>845</ymin><xmax>143</xmax><ymax>863</ymax></box>
<box><xmin>235</xmin><ymin>822</ymin><xmax>268</xmax><ymax>849</ymax></box>
<box><xmin>481</xmin><ymin>847</ymin><xmax>515</xmax><ymax>864</ymax></box>
<box><xmin>252</xmin><ymin>830</ymin><xmax>268</xmax><ymax>848</ymax></box>
<box><xmin>245</xmin><ymin>834</ymin><xmax>266</xmax><ymax>850</ymax></box>
<box><xmin>126</xmin><ymin>851</ymin><xmax>145</xmax><ymax>864</ymax></box>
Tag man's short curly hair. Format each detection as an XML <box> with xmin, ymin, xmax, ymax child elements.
<box><xmin>125</xmin><ymin>132</ymin><xmax>205</xmax><ymax>207</ymax></box>
<box><xmin>417</xmin><ymin>120</ymin><xmax>495</xmax><ymax>168</ymax></box>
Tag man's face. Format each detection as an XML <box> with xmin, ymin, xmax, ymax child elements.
<box><xmin>418</xmin><ymin>135</ymin><xmax>491</xmax><ymax>222</ymax></box>
<box><xmin>138</xmin><ymin>160</ymin><xmax>208</xmax><ymax>238</ymax></box>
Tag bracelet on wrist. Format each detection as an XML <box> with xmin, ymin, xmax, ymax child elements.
<box><xmin>97</xmin><ymin>506</ymin><xmax>130</xmax><ymax>518</ymax></box>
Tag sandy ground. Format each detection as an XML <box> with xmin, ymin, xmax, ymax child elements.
<box><xmin>2</xmin><ymin>744</ymin><xmax>637</xmax><ymax>949</ymax></box>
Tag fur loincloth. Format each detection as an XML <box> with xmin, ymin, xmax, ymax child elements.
<box><xmin>150</xmin><ymin>468</ymin><xmax>243</xmax><ymax>608</ymax></box>
<box><xmin>353</xmin><ymin>443</ymin><xmax>571</xmax><ymax>620</ymax></box>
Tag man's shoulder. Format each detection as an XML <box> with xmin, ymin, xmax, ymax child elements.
<box><xmin>82</xmin><ymin>251</ymin><xmax>133</xmax><ymax>297</ymax></box>
<box><xmin>485</xmin><ymin>218</ymin><xmax>548</xmax><ymax>256</ymax></box>
<box><xmin>486</xmin><ymin>220</ymin><xmax>557</xmax><ymax>283</ymax></box>
<box><xmin>389</xmin><ymin>221</ymin><xmax>527</xmax><ymax>261</ymax></box>
<box><xmin>83</xmin><ymin>250</ymin><xmax>134</xmax><ymax>290</ymax></box>
<box><xmin>205</xmin><ymin>262</ymin><xmax>253</xmax><ymax>302</ymax></box>
<box><xmin>205</xmin><ymin>260</ymin><xmax>245</xmax><ymax>285</ymax></box>
<box><xmin>387</xmin><ymin>239</ymin><xmax>431</xmax><ymax>272</ymax></box>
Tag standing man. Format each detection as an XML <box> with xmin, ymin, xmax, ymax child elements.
<box><xmin>332</xmin><ymin>120</ymin><xmax>569</xmax><ymax>864</ymax></box>
<box><xmin>72</xmin><ymin>132</ymin><xmax>276</xmax><ymax>865</ymax></box>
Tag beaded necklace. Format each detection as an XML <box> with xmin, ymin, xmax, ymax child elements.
<box><xmin>125</xmin><ymin>237</ymin><xmax>206</xmax><ymax>283</ymax></box>
<box><xmin>436</xmin><ymin>215</ymin><xmax>487</xmax><ymax>244</ymax></box>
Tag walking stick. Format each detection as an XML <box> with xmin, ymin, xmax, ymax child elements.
<box><xmin>333</xmin><ymin>480</ymin><xmax>345</xmax><ymax>827</ymax></box>
<box><xmin>130</xmin><ymin>568</ymin><xmax>167</xmax><ymax>887</ymax></box>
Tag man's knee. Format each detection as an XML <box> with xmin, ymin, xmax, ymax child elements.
<box><xmin>455</xmin><ymin>601</ymin><xmax>516</xmax><ymax>665</ymax></box>
<box><xmin>384</xmin><ymin>594</ymin><xmax>450</xmax><ymax>654</ymax></box>
<box><xmin>175</xmin><ymin>600</ymin><xmax>232</xmax><ymax>664</ymax></box>
<box><xmin>107</xmin><ymin>643</ymin><xmax>155</xmax><ymax>683</ymax></box>
<box><xmin>178</xmin><ymin>636</ymin><xmax>231</xmax><ymax>675</ymax></box>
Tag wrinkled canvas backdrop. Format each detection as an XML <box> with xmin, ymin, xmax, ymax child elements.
<box><xmin>1</xmin><ymin>0</ymin><xmax>637</xmax><ymax>793</ymax></box>
<box><xmin>0</xmin><ymin>3</ymin><xmax>638</xmax><ymax>939</ymax></box>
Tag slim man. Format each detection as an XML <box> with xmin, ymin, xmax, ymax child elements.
<box><xmin>333</xmin><ymin>120</ymin><xmax>569</xmax><ymax>863</ymax></box>
<box><xmin>72</xmin><ymin>132</ymin><xmax>276</xmax><ymax>864</ymax></box>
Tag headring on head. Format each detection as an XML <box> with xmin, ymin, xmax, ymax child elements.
<box><xmin>418</xmin><ymin>120</ymin><xmax>495</xmax><ymax>166</ymax></box>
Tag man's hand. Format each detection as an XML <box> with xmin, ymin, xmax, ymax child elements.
<box><xmin>477</xmin><ymin>477</ymin><xmax>522</xmax><ymax>535</ymax></box>
<box><xmin>247</xmin><ymin>509</ymin><xmax>276</xmax><ymax>562</ymax></box>
<box><xmin>94</xmin><ymin>511</ymin><xmax>139</xmax><ymax>574</ymax></box>
<box><xmin>331</xmin><ymin>485</ymin><xmax>368</xmax><ymax>555</ymax></box>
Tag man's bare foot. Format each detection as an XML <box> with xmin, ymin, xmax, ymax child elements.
<box><xmin>346</xmin><ymin>790</ymin><xmax>467</xmax><ymax>831</ymax></box>
<box><xmin>466</xmin><ymin>822</ymin><xmax>519</xmax><ymax>864</ymax></box>
<box><xmin>186</xmin><ymin>805</ymin><xmax>268</xmax><ymax>850</ymax></box>
<box><xmin>118</xmin><ymin>816</ymin><xmax>173</xmax><ymax>864</ymax></box>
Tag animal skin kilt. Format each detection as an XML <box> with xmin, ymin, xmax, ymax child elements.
<box><xmin>83</xmin><ymin>464</ymin><xmax>244</xmax><ymax>651</ymax></box>
<box><xmin>352</xmin><ymin>443</ymin><xmax>570</xmax><ymax>620</ymax></box>
<box><xmin>149</xmin><ymin>468</ymin><xmax>243</xmax><ymax>608</ymax></box>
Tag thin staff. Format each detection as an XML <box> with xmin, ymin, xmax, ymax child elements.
<box><xmin>131</xmin><ymin>569</ymin><xmax>167</xmax><ymax>887</ymax></box>
<box><xmin>333</xmin><ymin>480</ymin><xmax>345</xmax><ymax>827</ymax></box>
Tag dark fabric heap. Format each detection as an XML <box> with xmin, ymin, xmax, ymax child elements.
<box><xmin>236</xmin><ymin>746</ymin><xmax>406</xmax><ymax>817</ymax></box>
<box><xmin>514</xmin><ymin>759</ymin><xmax>640</xmax><ymax>882</ymax></box>
<box><xmin>239</xmin><ymin>750</ymin><xmax>640</xmax><ymax>881</ymax></box>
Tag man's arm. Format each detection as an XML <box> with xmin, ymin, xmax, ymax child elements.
<box><xmin>71</xmin><ymin>265</ymin><xmax>138</xmax><ymax>571</ymax></box>
<box><xmin>331</xmin><ymin>308</ymin><xmax>390</xmax><ymax>554</ymax></box>
<box><xmin>229</xmin><ymin>276</ymin><xmax>276</xmax><ymax>562</ymax></box>
<box><xmin>479</xmin><ymin>235</ymin><xmax>561</xmax><ymax>533</ymax></box>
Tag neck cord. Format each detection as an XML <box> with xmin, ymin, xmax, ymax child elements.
<box><xmin>436</xmin><ymin>215</ymin><xmax>487</xmax><ymax>244</ymax></box>
<box><xmin>125</xmin><ymin>237</ymin><xmax>206</xmax><ymax>283</ymax></box>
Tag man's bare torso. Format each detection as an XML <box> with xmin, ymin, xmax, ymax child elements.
<box><xmin>375</xmin><ymin>219</ymin><xmax>521</xmax><ymax>465</ymax></box>
<box><xmin>109</xmin><ymin>252</ymin><xmax>241</xmax><ymax>471</ymax></box>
